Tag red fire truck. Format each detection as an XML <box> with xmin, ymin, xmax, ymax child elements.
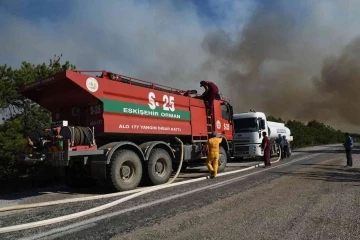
<box><xmin>18</xmin><ymin>70</ymin><xmax>235</xmax><ymax>191</ymax></box>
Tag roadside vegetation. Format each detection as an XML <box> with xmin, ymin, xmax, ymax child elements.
<box><xmin>267</xmin><ymin>116</ymin><xmax>345</xmax><ymax>149</ymax></box>
<box><xmin>0</xmin><ymin>56</ymin><xmax>346</xmax><ymax>190</ymax></box>
<box><xmin>0</xmin><ymin>55</ymin><xmax>75</xmax><ymax>191</ymax></box>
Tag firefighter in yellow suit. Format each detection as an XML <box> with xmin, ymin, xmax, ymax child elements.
<box><xmin>206</xmin><ymin>132</ymin><xmax>223</xmax><ymax>178</ymax></box>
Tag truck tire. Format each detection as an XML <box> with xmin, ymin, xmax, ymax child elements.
<box><xmin>109</xmin><ymin>150</ymin><xmax>143</xmax><ymax>191</ymax></box>
<box><xmin>218</xmin><ymin>146</ymin><xmax>228</xmax><ymax>173</ymax></box>
<box><xmin>143</xmin><ymin>148</ymin><xmax>173</xmax><ymax>185</ymax></box>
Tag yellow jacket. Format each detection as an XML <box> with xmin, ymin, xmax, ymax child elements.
<box><xmin>207</xmin><ymin>137</ymin><xmax>223</xmax><ymax>154</ymax></box>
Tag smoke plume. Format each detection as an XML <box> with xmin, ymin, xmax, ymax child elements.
<box><xmin>1</xmin><ymin>0</ymin><xmax>360</xmax><ymax>131</ymax></box>
<box><xmin>201</xmin><ymin>0</ymin><xmax>360</xmax><ymax>132</ymax></box>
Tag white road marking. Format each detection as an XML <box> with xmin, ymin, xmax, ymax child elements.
<box><xmin>19</xmin><ymin>153</ymin><xmax>323</xmax><ymax>240</ymax></box>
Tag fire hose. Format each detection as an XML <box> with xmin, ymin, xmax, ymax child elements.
<box><xmin>0</xmin><ymin>139</ymin><xmax>282</xmax><ymax>234</ymax></box>
<box><xmin>0</xmin><ymin>137</ymin><xmax>184</xmax><ymax>214</ymax></box>
<box><xmin>0</xmin><ymin>137</ymin><xmax>189</xmax><ymax>234</ymax></box>
<box><xmin>0</xmin><ymin>142</ymin><xmax>281</xmax><ymax>214</ymax></box>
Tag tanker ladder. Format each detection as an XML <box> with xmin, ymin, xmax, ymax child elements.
<box><xmin>207</xmin><ymin>114</ymin><xmax>213</xmax><ymax>134</ymax></box>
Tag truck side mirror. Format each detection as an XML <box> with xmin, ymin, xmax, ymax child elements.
<box><xmin>260</xmin><ymin>119</ymin><xmax>266</xmax><ymax>130</ymax></box>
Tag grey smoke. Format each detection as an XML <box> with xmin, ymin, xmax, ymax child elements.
<box><xmin>201</xmin><ymin>0</ymin><xmax>360</xmax><ymax>132</ymax></box>
<box><xmin>1</xmin><ymin>0</ymin><xmax>360</xmax><ymax>132</ymax></box>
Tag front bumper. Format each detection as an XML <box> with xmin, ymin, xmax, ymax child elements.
<box><xmin>234</xmin><ymin>144</ymin><xmax>263</xmax><ymax>158</ymax></box>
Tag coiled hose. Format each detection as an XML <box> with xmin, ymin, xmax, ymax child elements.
<box><xmin>73</xmin><ymin>126</ymin><xmax>93</xmax><ymax>146</ymax></box>
<box><xmin>60</xmin><ymin>126</ymin><xmax>93</xmax><ymax>146</ymax></box>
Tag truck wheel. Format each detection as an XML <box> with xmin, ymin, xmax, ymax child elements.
<box><xmin>218</xmin><ymin>146</ymin><xmax>228</xmax><ymax>173</ymax></box>
<box><xmin>144</xmin><ymin>148</ymin><xmax>173</xmax><ymax>185</ymax></box>
<box><xmin>109</xmin><ymin>150</ymin><xmax>143</xmax><ymax>191</ymax></box>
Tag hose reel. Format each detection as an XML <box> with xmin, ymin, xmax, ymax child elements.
<box><xmin>59</xmin><ymin>126</ymin><xmax>94</xmax><ymax>147</ymax></box>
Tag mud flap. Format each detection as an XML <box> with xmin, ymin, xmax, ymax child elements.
<box><xmin>91</xmin><ymin>161</ymin><xmax>107</xmax><ymax>179</ymax></box>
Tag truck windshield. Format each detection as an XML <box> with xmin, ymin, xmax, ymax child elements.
<box><xmin>234</xmin><ymin>118</ymin><xmax>258</xmax><ymax>133</ymax></box>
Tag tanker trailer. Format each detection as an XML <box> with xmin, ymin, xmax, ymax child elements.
<box><xmin>267</xmin><ymin>121</ymin><xmax>293</xmax><ymax>157</ymax></box>
<box><xmin>267</xmin><ymin>121</ymin><xmax>293</xmax><ymax>140</ymax></box>
<box><xmin>233</xmin><ymin>111</ymin><xmax>293</xmax><ymax>159</ymax></box>
<box><xmin>18</xmin><ymin>70</ymin><xmax>235</xmax><ymax>191</ymax></box>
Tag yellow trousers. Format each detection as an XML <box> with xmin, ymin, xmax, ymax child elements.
<box><xmin>206</xmin><ymin>152</ymin><xmax>219</xmax><ymax>176</ymax></box>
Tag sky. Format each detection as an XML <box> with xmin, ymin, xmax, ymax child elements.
<box><xmin>1</xmin><ymin>0</ymin><xmax>360</xmax><ymax>132</ymax></box>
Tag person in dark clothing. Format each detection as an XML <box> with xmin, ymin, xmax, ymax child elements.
<box><xmin>343</xmin><ymin>132</ymin><xmax>353</xmax><ymax>167</ymax></box>
<box><xmin>260</xmin><ymin>131</ymin><xmax>271</xmax><ymax>167</ymax></box>
<box><xmin>282</xmin><ymin>135</ymin><xmax>289</xmax><ymax>159</ymax></box>
<box><xmin>200</xmin><ymin>80</ymin><xmax>219</xmax><ymax>116</ymax></box>
<box><xmin>276</xmin><ymin>134</ymin><xmax>283</xmax><ymax>159</ymax></box>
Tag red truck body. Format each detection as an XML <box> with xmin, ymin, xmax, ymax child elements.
<box><xmin>18</xmin><ymin>70</ymin><xmax>235</xmax><ymax>191</ymax></box>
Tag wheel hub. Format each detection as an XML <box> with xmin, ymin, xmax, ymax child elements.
<box><xmin>155</xmin><ymin>162</ymin><xmax>164</xmax><ymax>173</ymax></box>
<box><xmin>120</xmin><ymin>165</ymin><xmax>131</xmax><ymax>179</ymax></box>
<box><xmin>155</xmin><ymin>158</ymin><xmax>167</xmax><ymax>177</ymax></box>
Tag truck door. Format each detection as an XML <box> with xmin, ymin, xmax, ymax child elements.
<box><xmin>258</xmin><ymin>117</ymin><xmax>266</xmax><ymax>140</ymax></box>
<box><xmin>220</xmin><ymin>103</ymin><xmax>233</xmax><ymax>140</ymax></box>
<box><xmin>212</xmin><ymin>101</ymin><xmax>233</xmax><ymax>139</ymax></box>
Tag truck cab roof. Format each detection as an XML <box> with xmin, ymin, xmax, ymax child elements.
<box><xmin>233</xmin><ymin>112</ymin><xmax>266</xmax><ymax>119</ymax></box>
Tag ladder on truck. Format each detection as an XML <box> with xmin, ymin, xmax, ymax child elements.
<box><xmin>206</xmin><ymin>110</ymin><xmax>214</xmax><ymax>135</ymax></box>
<box><xmin>206</xmin><ymin>94</ymin><xmax>222</xmax><ymax>136</ymax></box>
<box><xmin>207</xmin><ymin>115</ymin><xmax>212</xmax><ymax>134</ymax></box>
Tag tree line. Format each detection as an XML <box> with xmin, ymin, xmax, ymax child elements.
<box><xmin>267</xmin><ymin>116</ymin><xmax>346</xmax><ymax>149</ymax></box>
<box><xmin>0</xmin><ymin>55</ymin><xmax>347</xmax><ymax>190</ymax></box>
<box><xmin>0</xmin><ymin>55</ymin><xmax>75</xmax><ymax>189</ymax></box>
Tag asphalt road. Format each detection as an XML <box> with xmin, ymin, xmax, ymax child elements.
<box><xmin>1</xmin><ymin>144</ymin><xmax>360</xmax><ymax>240</ymax></box>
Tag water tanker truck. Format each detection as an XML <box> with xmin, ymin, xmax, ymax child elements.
<box><xmin>232</xmin><ymin>111</ymin><xmax>293</xmax><ymax>159</ymax></box>
<box><xmin>18</xmin><ymin>70</ymin><xmax>235</xmax><ymax>191</ymax></box>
